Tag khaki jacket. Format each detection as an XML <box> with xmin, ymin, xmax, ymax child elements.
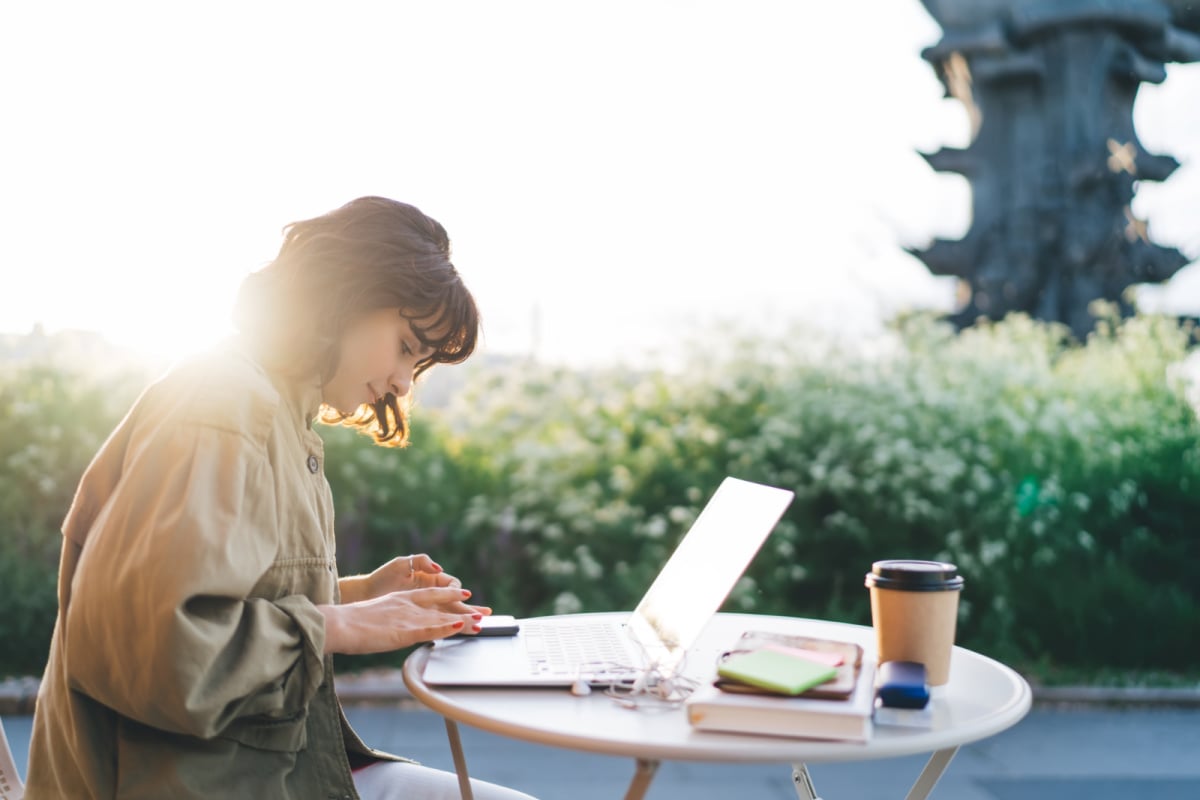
<box><xmin>25</xmin><ymin>341</ymin><xmax>404</xmax><ymax>799</ymax></box>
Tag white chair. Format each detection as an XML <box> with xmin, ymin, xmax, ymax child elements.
<box><xmin>0</xmin><ymin>718</ymin><xmax>24</xmax><ymax>800</ymax></box>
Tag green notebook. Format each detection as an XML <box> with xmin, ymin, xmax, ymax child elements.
<box><xmin>716</xmin><ymin>648</ymin><xmax>838</xmax><ymax>696</ymax></box>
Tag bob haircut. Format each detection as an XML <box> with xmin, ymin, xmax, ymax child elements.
<box><xmin>234</xmin><ymin>196</ymin><xmax>479</xmax><ymax>446</ymax></box>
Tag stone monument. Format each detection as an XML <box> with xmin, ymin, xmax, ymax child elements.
<box><xmin>914</xmin><ymin>0</ymin><xmax>1200</xmax><ymax>337</ymax></box>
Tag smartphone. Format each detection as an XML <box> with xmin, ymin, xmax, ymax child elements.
<box><xmin>449</xmin><ymin>614</ymin><xmax>520</xmax><ymax>639</ymax></box>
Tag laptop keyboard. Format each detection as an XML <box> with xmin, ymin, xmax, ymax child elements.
<box><xmin>521</xmin><ymin>619</ymin><xmax>632</xmax><ymax>676</ymax></box>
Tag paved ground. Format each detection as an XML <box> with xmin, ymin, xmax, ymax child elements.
<box><xmin>5</xmin><ymin>703</ymin><xmax>1200</xmax><ymax>798</ymax></box>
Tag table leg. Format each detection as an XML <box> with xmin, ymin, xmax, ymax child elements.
<box><xmin>623</xmin><ymin>758</ymin><xmax>660</xmax><ymax>800</ymax></box>
<box><xmin>904</xmin><ymin>747</ymin><xmax>958</xmax><ymax>800</ymax></box>
<box><xmin>791</xmin><ymin>763</ymin><xmax>822</xmax><ymax>800</ymax></box>
<box><xmin>443</xmin><ymin>718</ymin><xmax>475</xmax><ymax>800</ymax></box>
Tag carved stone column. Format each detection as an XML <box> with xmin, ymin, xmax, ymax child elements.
<box><xmin>915</xmin><ymin>0</ymin><xmax>1200</xmax><ymax>337</ymax></box>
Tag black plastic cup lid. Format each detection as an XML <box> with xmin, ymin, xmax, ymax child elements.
<box><xmin>864</xmin><ymin>560</ymin><xmax>964</xmax><ymax>591</ymax></box>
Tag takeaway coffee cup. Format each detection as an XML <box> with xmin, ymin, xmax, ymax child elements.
<box><xmin>865</xmin><ymin>560</ymin><xmax>964</xmax><ymax>686</ymax></box>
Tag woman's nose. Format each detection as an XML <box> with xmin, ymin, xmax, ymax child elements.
<box><xmin>389</xmin><ymin>373</ymin><xmax>413</xmax><ymax>398</ymax></box>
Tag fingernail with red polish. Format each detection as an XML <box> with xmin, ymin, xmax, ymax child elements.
<box><xmin>461</xmin><ymin>590</ymin><xmax>472</xmax><ymax>598</ymax></box>
<box><xmin>472</xmin><ymin>624</ymin><xmax>482</xmax><ymax>632</ymax></box>
<box><xmin>472</xmin><ymin>613</ymin><xmax>483</xmax><ymax>621</ymax></box>
<box><xmin>451</xmin><ymin>621</ymin><xmax>465</xmax><ymax>630</ymax></box>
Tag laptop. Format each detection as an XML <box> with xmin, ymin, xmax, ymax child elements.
<box><xmin>420</xmin><ymin>476</ymin><xmax>795</xmax><ymax>687</ymax></box>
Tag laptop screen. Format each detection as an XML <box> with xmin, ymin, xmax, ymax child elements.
<box><xmin>625</xmin><ymin>477</ymin><xmax>795</xmax><ymax>676</ymax></box>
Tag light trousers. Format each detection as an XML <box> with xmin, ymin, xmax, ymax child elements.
<box><xmin>353</xmin><ymin>760</ymin><xmax>538</xmax><ymax>800</ymax></box>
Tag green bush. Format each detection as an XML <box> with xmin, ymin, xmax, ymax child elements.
<box><xmin>0</xmin><ymin>364</ymin><xmax>145</xmax><ymax>676</ymax></box>
<box><xmin>2</xmin><ymin>311</ymin><xmax>1198</xmax><ymax>679</ymax></box>
<box><xmin>739</xmin><ymin>310</ymin><xmax>1200</xmax><ymax>670</ymax></box>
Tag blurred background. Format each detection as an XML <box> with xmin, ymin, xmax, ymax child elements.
<box><xmin>1</xmin><ymin>1</ymin><xmax>1199</xmax><ymax>685</ymax></box>
<box><xmin>2</xmin><ymin>0</ymin><xmax>1197</xmax><ymax>367</ymax></box>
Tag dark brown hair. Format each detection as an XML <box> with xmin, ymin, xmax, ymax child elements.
<box><xmin>234</xmin><ymin>196</ymin><xmax>479</xmax><ymax>446</ymax></box>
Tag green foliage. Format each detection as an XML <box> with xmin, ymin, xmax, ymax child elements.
<box><xmin>3</xmin><ymin>311</ymin><xmax>1199</xmax><ymax>679</ymax></box>
<box><xmin>0</xmin><ymin>364</ymin><xmax>145</xmax><ymax>676</ymax></box>
<box><xmin>742</xmin><ymin>310</ymin><xmax>1200</xmax><ymax>670</ymax></box>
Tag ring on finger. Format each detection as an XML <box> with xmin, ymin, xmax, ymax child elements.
<box><xmin>409</xmin><ymin>555</ymin><xmax>415</xmax><ymax>578</ymax></box>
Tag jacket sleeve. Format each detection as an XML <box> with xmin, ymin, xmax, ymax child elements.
<box><xmin>62</xmin><ymin>412</ymin><xmax>327</xmax><ymax>740</ymax></box>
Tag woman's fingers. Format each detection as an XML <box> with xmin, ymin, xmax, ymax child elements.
<box><xmin>406</xmin><ymin>586</ymin><xmax>475</xmax><ymax>608</ymax></box>
<box><xmin>328</xmin><ymin>588</ymin><xmax>495</xmax><ymax>653</ymax></box>
<box><xmin>409</xmin><ymin>553</ymin><xmax>443</xmax><ymax>575</ymax></box>
<box><xmin>389</xmin><ymin>586</ymin><xmax>495</xmax><ymax>619</ymax></box>
<box><xmin>405</xmin><ymin>555</ymin><xmax>459</xmax><ymax>591</ymax></box>
<box><xmin>415</xmin><ymin>570</ymin><xmax>464</xmax><ymax>590</ymax></box>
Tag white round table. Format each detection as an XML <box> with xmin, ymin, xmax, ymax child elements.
<box><xmin>403</xmin><ymin>612</ymin><xmax>1031</xmax><ymax>800</ymax></box>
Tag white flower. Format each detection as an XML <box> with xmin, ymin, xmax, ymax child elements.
<box><xmin>1167</xmin><ymin>351</ymin><xmax>1200</xmax><ymax>417</ymax></box>
<box><xmin>552</xmin><ymin>592</ymin><xmax>583</xmax><ymax>615</ymax></box>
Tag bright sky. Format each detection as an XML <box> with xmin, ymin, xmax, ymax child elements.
<box><xmin>2</xmin><ymin>1</ymin><xmax>1198</xmax><ymax>366</ymax></box>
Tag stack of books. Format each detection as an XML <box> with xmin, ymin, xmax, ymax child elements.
<box><xmin>685</xmin><ymin>630</ymin><xmax>876</xmax><ymax>743</ymax></box>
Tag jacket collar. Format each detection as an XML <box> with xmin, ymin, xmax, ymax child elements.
<box><xmin>281</xmin><ymin>374</ymin><xmax>324</xmax><ymax>431</ymax></box>
<box><xmin>230</xmin><ymin>335</ymin><xmax>324</xmax><ymax>430</ymax></box>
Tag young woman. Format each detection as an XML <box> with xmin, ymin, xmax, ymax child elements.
<box><xmin>25</xmin><ymin>197</ymin><xmax>536</xmax><ymax>800</ymax></box>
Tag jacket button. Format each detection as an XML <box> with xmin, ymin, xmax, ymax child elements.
<box><xmin>307</xmin><ymin>455</ymin><xmax>319</xmax><ymax>473</ymax></box>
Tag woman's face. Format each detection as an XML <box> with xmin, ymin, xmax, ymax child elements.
<box><xmin>321</xmin><ymin>308</ymin><xmax>436</xmax><ymax>415</ymax></box>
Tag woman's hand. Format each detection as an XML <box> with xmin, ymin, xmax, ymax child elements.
<box><xmin>317</xmin><ymin>587</ymin><xmax>492</xmax><ymax>655</ymax></box>
<box><xmin>338</xmin><ymin>553</ymin><xmax>463</xmax><ymax>604</ymax></box>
